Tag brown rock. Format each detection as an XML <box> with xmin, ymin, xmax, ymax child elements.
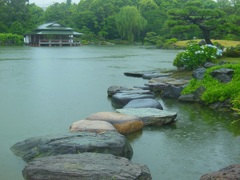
<box><xmin>200</xmin><ymin>164</ymin><xmax>240</xmax><ymax>180</ymax></box>
<box><xmin>86</xmin><ymin>112</ymin><xmax>143</xmax><ymax>135</ymax></box>
<box><xmin>70</xmin><ymin>120</ymin><xmax>117</xmax><ymax>133</ymax></box>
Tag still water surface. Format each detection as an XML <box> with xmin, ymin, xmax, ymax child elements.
<box><xmin>0</xmin><ymin>46</ymin><xmax>239</xmax><ymax>180</ymax></box>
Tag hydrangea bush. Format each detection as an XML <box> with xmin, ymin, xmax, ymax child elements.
<box><xmin>173</xmin><ymin>43</ymin><xmax>222</xmax><ymax>70</ymax></box>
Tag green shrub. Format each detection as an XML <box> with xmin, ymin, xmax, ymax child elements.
<box><xmin>144</xmin><ymin>32</ymin><xmax>164</xmax><ymax>46</ymax></box>
<box><xmin>223</xmin><ymin>45</ymin><xmax>240</xmax><ymax>57</ymax></box>
<box><xmin>162</xmin><ymin>38</ymin><xmax>178</xmax><ymax>49</ymax></box>
<box><xmin>156</xmin><ymin>39</ymin><xmax>164</xmax><ymax>48</ymax></box>
<box><xmin>0</xmin><ymin>33</ymin><xmax>23</xmax><ymax>46</ymax></box>
<box><xmin>182</xmin><ymin>63</ymin><xmax>240</xmax><ymax>109</ymax></box>
<box><xmin>173</xmin><ymin>43</ymin><xmax>219</xmax><ymax>70</ymax></box>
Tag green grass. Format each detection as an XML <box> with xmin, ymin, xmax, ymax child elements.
<box><xmin>175</xmin><ymin>39</ymin><xmax>240</xmax><ymax>48</ymax></box>
<box><xmin>216</xmin><ymin>57</ymin><xmax>240</xmax><ymax>63</ymax></box>
<box><xmin>182</xmin><ymin>63</ymin><xmax>240</xmax><ymax>109</ymax></box>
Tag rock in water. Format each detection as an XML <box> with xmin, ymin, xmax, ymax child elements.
<box><xmin>70</xmin><ymin>120</ymin><xmax>116</xmax><ymax>133</ymax></box>
<box><xmin>111</xmin><ymin>91</ymin><xmax>154</xmax><ymax>108</ymax></box>
<box><xmin>10</xmin><ymin>131</ymin><xmax>133</xmax><ymax>162</ymax></box>
<box><xmin>116</xmin><ymin>108</ymin><xmax>177</xmax><ymax>126</ymax></box>
<box><xmin>200</xmin><ymin>164</ymin><xmax>240</xmax><ymax>180</ymax></box>
<box><xmin>123</xmin><ymin>98</ymin><xmax>163</xmax><ymax>110</ymax></box>
<box><xmin>107</xmin><ymin>85</ymin><xmax>129</xmax><ymax>97</ymax></box>
<box><xmin>86</xmin><ymin>112</ymin><xmax>143</xmax><ymax>135</ymax></box>
<box><xmin>23</xmin><ymin>153</ymin><xmax>152</xmax><ymax>180</ymax></box>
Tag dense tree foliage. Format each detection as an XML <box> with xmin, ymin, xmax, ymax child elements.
<box><xmin>168</xmin><ymin>0</ymin><xmax>226</xmax><ymax>44</ymax></box>
<box><xmin>0</xmin><ymin>0</ymin><xmax>239</xmax><ymax>43</ymax></box>
<box><xmin>115</xmin><ymin>6</ymin><xmax>147</xmax><ymax>42</ymax></box>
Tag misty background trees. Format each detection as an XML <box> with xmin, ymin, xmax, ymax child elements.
<box><xmin>0</xmin><ymin>0</ymin><xmax>240</xmax><ymax>43</ymax></box>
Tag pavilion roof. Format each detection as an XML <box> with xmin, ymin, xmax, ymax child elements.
<box><xmin>29</xmin><ymin>22</ymin><xmax>83</xmax><ymax>35</ymax></box>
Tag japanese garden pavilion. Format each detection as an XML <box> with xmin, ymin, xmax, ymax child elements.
<box><xmin>24</xmin><ymin>22</ymin><xmax>83</xmax><ymax>46</ymax></box>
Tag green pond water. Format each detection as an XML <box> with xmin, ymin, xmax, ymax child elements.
<box><xmin>0</xmin><ymin>45</ymin><xmax>239</xmax><ymax>180</ymax></box>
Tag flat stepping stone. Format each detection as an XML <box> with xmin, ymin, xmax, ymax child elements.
<box><xmin>124</xmin><ymin>71</ymin><xmax>156</xmax><ymax>77</ymax></box>
<box><xmin>111</xmin><ymin>91</ymin><xmax>154</xmax><ymax>108</ymax></box>
<box><xmin>116</xmin><ymin>108</ymin><xmax>177</xmax><ymax>126</ymax></box>
<box><xmin>70</xmin><ymin>120</ymin><xmax>117</xmax><ymax>133</ymax></box>
<box><xmin>133</xmin><ymin>85</ymin><xmax>150</xmax><ymax>90</ymax></box>
<box><xmin>142</xmin><ymin>72</ymin><xmax>170</xmax><ymax>79</ymax></box>
<box><xmin>149</xmin><ymin>77</ymin><xmax>189</xmax><ymax>86</ymax></box>
<box><xmin>22</xmin><ymin>153</ymin><xmax>152</xmax><ymax>180</ymax></box>
<box><xmin>123</xmin><ymin>98</ymin><xmax>163</xmax><ymax>110</ymax></box>
<box><xmin>149</xmin><ymin>77</ymin><xmax>176</xmax><ymax>83</ymax></box>
<box><xmin>10</xmin><ymin>131</ymin><xmax>133</xmax><ymax>162</ymax></box>
<box><xmin>86</xmin><ymin>112</ymin><xmax>144</xmax><ymax>135</ymax></box>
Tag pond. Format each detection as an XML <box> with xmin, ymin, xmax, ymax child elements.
<box><xmin>0</xmin><ymin>45</ymin><xmax>239</xmax><ymax>180</ymax></box>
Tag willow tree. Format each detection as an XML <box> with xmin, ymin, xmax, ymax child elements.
<box><xmin>115</xmin><ymin>6</ymin><xmax>147</xmax><ymax>43</ymax></box>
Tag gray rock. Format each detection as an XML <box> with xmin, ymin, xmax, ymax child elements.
<box><xmin>198</xmin><ymin>39</ymin><xmax>206</xmax><ymax>46</ymax></box>
<box><xmin>161</xmin><ymin>85</ymin><xmax>184</xmax><ymax>99</ymax></box>
<box><xmin>123</xmin><ymin>98</ymin><xmax>163</xmax><ymax>110</ymax></box>
<box><xmin>124</xmin><ymin>71</ymin><xmax>151</xmax><ymax>77</ymax></box>
<box><xmin>107</xmin><ymin>86</ymin><xmax>129</xmax><ymax>97</ymax></box>
<box><xmin>146</xmin><ymin>77</ymin><xmax>188</xmax><ymax>97</ymax></box>
<box><xmin>133</xmin><ymin>85</ymin><xmax>150</xmax><ymax>90</ymax></box>
<box><xmin>178</xmin><ymin>86</ymin><xmax>206</xmax><ymax>102</ymax></box>
<box><xmin>200</xmin><ymin>164</ymin><xmax>240</xmax><ymax>180</ymax></box>
<box><xmin>192</xmin><ymin>67</ymin><xmax>206</xmax><ymax>80</ymax></box>
<box><xmin>209</xmin><ymin>98</ymin><xmax>232</xmax><ymax>110</ymax></box>
<box><xmin>111</xmin><ymin>91</ymin><xmax>154</xmax><ymax>108</ymax></box>
<box><xmin>203</xmin><ymin>62</ymin><xmax>216</xmax><ymax>68</ymax></box>
<box><xmin>148</xmin><ymin>77</ymin><xmax>176</xmax><ymax>84</ymax></box>
<box><xmin>22</xmin><ymin>153</ymin><xmax>152</xmax><ymax>180</ymax></box>
<box><xmin>210</xmin><ymin>68</ymin><xmax>234</xmax><ymax>83</ymax></box>
<box><xmin>142</xmin><ymin>73</ymin><xmax>170</xmax><ymax>79</ymax></box>
<box><xmin>145</xmin><ymin>82</ymin><xmax>169</xmax><ymax>94</ymax></box>
<box><xmin>116</xmin><ymin>108</ymin><xmax>177</xmax><ymax>126</ymax></box>
<box><xmin>118</xmin><ymin>89</ymin><xmax>153</xmax><ymax>95</ymax></box>
<box><xmin>10</xmin><ymin>131</ymin><xmax>133</xmax><ymax>162</ymax></box>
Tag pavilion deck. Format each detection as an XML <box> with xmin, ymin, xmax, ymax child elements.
<box><xmin>31</xmin><ymin>39</ymin><xmax>81</xmax><ymax>46</ymax></box>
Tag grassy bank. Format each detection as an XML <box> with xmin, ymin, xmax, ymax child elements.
<box><xmin>174</xmin><ymin>39</ymin><xmax>240</xmax><ymax>48</ymax></box>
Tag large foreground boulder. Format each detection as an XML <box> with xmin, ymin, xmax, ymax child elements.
<box><xmin>10</xmin><ymin>131</ymin><xmax>133</xmax><ymax>162</ymax></box>
<box><xmin>86</xmin><ymin>112</ymin><xmax>143</xmax><ymax>135</ymax></box>
<box><xmin>23</xmin><ymin>153</ymin><xmax>152</xmax><ymax>180</ymax></box>
<box><xmin>200</xmin><ymin>164</ymin><xmax>240</xmax><ymax>180</ymax></box>
<box><xmin>111</xmin><ymin>90</ymin><xmax>154</xmax><ymax>108</ymax></box>
<box><xmin>123</xmin><ymin>98</ymin><xmax>163</xmax><ymax>110</ymax></box>
<box><xmin>70</xmin><ymin>120</ymin><xmax>117</xmax><ymax>133</ymax></box>
<box><xmin>116</xmin><ymin>108</ymin><xmax>177</xmax><ymax>126</ymax></box>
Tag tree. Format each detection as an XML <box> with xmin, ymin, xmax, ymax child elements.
<box><xmin>26</xmin><ymin>3</ymin><xmax>44</xmax><ymax>32</ymax></box>
<box><xmin>0</xmin><ymin>0</ymin><xmax>8</xmax><ymax>32</ymax></box>
<box><xmin>115</xmin><ymin>6</ymin><xmax>147</xmax><ymax>42</ymax></box>
<box><xmin>44</xmin><ymin>2</ymin><xmax>78</xmax><ymax>28</ymax></box>
<box><xmin>138</xmin><ymin>0</ymin><xmax>158</xmax><ymax>12</ymax></box>
<box><xmin>76</xmin><ymin>0</ymin><xmax>134</xmax><ymax>38</ymax></box>
<box><xmin>168</xmin><ymin>0</ymin><xmax>225</xmax><ymax>44</ymax></box>
<box><xmin>10</xmin><ymin>21</ymin><xmax>23</xmax><ymax>35</ymax></box>
<box><xmin>6</xmin><ymin>0</ymin><xmax>29</xmax><ymax>27</ymax></box>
